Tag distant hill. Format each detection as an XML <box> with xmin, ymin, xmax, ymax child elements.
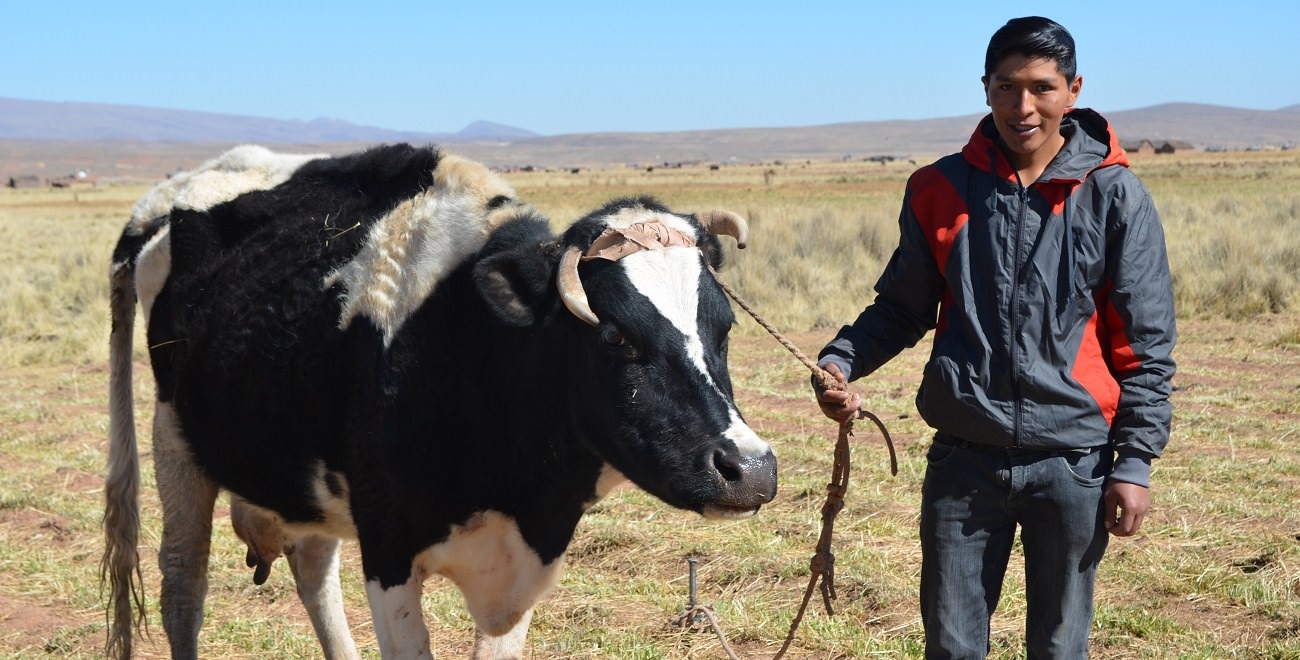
<box><xmin>1</xmin><ymin>97</ymin><xmax>1296</xmax><ymax>180</ymax></box>
<box><xmin>0</xmin><ymin>97</ymin><xmax>537</xmax><ymax>144</ymax></box>
<box><xmin>464</xmin><ymin>103</ymin><xmax>1299</xmax><ymax>166</ymax></box>
<box><xmin>455</xmin><ymin>121</ymin><xmax>539</xmax><ymax>141</ymax></box>
<box><xmin>1106</xmin><ymin>103</ymin><xmax>1300</xmax><ymax>151</ymax></box>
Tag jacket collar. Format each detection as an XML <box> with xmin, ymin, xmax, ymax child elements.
<box><xmin>961</xmin><ymin>107</ymin><xmax>1130</xmax><ymax>185</ymax></box>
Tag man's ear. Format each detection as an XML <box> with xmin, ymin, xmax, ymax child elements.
<box><xmin>473</xmin><ymin>246</ymin><xmax>555</xmax><ymax>327</ymax></box>
<box><xmin>1068</xmin><ymin>74</ymin><xmax>1083</xmax><ymax>108</ymax></box>
<box><xmin>981</xmin><ymin>75</ymin><xmax>991</xmax><ymax>107</ymax></box>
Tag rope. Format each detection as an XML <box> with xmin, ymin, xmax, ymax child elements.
<box><xmin>707</xmin><ymin>267</ymin><xmax>824</xmax><ymax>380</ymax></box>
<box><xmin>705</xmin><ymin>265</ymin><xmax>898</xmax><ymax>658</ymax></box>
<box><xmin>706</xmin><ymin>265</ymin><xmax>897</xmax><ymax>476</ymax></box>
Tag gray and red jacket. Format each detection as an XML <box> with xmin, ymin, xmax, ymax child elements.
<box><xmin>819</xmin><ymin>108</ymin><xmax>1176</xmax><ymax>487</ymax></box>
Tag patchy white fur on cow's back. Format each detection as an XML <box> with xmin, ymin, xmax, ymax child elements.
<box><xmin>122</xmin><ymin>145</ymin><xmax>328</xmax><ymax>320</ymax></box>
<box><xmin>128</xmin><ymin>145</ymin><xmax>326</xmax><ymax>226</ymax></box>
<box><xmin>324</xmin><ymin>155</ymin><xmax>519</xmax><ymax>345</ymax></box>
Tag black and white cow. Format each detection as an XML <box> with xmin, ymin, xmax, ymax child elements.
<box><xmin>102</xmin><ymin>144</ymin><xmax>777</xmax><ymax>659</ymax></box>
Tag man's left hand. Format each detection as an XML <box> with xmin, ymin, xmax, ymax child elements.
<box><xmin>1104</xmin><ymin>481</ymin><xmax>1149</xmax><ymax>537</ymax></box>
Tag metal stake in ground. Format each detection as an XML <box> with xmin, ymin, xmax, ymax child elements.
<box><xmin>672</xmin><ymin>556</ymin><xmax>741</xmax><ymax>659</ymax></box>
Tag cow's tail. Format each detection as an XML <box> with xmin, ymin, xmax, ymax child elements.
<box><xmin>102</xmin><ymin>228</ymin><xmax>150</xmax><ymax>659</ymax></box>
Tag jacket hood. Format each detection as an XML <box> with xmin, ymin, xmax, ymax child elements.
<box><xmin>962</xmin><ymin>107</ymin><xmax>1129</xmax><ymax>183</ymax></box>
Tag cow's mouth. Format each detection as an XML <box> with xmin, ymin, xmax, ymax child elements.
<box><xmin>701</xmin><ymin>503</ymin><xmax>763</xmax><ymax>520</ymax></box>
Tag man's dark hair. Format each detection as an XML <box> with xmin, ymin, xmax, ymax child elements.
<box><xmin>984</xmin><ymin>16</ymin><xmax>1077</xmax><ymax>81</ymax></box>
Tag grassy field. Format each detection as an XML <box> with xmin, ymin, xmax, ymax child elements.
<box><xmin>0</xmin><ymin>151</ymin><xmax>1297</xmax><ymax>658</ymax></box>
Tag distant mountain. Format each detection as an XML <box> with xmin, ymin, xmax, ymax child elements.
<box><xmin>1105</xmin><ymin>103</ymin><xmax>1300</xmax><ymax>150</ymax></box>
<box><xmin>1</xmin><ymin>98</ymin><xmax>1296</xmax><ymax>180</ymax></box>
<box><xmin>456</xmin><ymin>121</ymin><xmax>539</xmax><ymax>141</ymax></box>
<box><xmin>0</xmin><ymin>97</ymin><xmax>536</xmax><ymax>144</ymax></box>
<box><xmin>444</xmin><ymin>103</ymin><xmax>1299</xmax><ymax>168</ymax></box>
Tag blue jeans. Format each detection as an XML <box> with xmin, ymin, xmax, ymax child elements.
<box><xmin>919</xmin><ymin>433</ymin><xmax>1112</xmax><ymax>659</ymax></box>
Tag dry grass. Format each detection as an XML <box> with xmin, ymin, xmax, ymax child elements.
<box><xmin>1137</xmin><ymin>153</ymin><xmax>1300</xmax><ymax>318</ymax></box>
<box><xmin>0</xmin><ymin>151</ymin><xmax>1296</xmax><ymax>658</ymax></box>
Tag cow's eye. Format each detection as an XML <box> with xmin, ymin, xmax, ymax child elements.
<box><xmin>601</xmin><ymin>326</ymin><xmax>626</xmax><ymax>346</ymax></box>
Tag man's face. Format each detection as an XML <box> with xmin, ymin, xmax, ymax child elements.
<box><xmin>982</xmin><ymin>54</ymin><xmax>1082</xmax><ymax>168</ymax></box>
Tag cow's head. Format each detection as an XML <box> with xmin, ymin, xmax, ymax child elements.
<box><xmin>474</xmin><ymin>196</ymin><xmax>776</xmax><ymax>519</ymax></box>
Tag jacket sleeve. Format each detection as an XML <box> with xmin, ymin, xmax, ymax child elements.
<box><xmin>818</xmin><ymin>183</ymin><xmax>946</xmax><ymax>381</ymax></box>
<box><xmin>1101</xmin><ymin>174</ymin><xmax>1177</xmax><ymax>487</ymax></box>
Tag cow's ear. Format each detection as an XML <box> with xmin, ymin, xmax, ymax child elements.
<box><xmin>473</xmin><ymin>246</ymin><xmax>555</xmax><ymax>327</ymax></box>
<box><xmin>699</xmin><ymin>233</ymin><xmax>726</xmax><ymax>271</ymax></box>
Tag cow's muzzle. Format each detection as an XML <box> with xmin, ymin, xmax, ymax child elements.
<box><xmin>701</xmin><ymin>448</ymin><xmax>778</xmax><ymax>520</ymax></box>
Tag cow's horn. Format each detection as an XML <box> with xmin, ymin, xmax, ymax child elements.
<box><xmin>697</xmin><ymin>210</ymin><xmax>749</xmax><ymax>249</ymax></box>
<box><xmin>558</xmin><ymin>245</ymin><xmax>600</xmax><ymax>326</ymax></box>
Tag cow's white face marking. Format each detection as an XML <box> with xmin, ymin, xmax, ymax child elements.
<box><xmin>611</xmin><ymin>213</ymin><xmax>771</xmax><ymax>459</ymax></box>
<box><xmin>722</xmin><ymin>411</ymin><xmax>768</xmax><ymax>458</ymax></box>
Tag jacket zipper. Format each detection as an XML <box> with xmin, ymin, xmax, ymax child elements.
<box><xmin>1010</xmin><ymin>181</ymin><xmax>1029</xmax><ymax>448</ymax></box>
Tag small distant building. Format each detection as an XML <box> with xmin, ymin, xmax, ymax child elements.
<box><xmin>1121</xmin><ymin>139</ymin><xmax>1196</xmax><ymax>155</ymax></box>
<box><xmin>6</xmin><ymin>175</ymin><xmax>44</xmax><ymax>189</ymax></box>
<box><xmin>1155</xmin><ymin>140</ymin><xmax>1196</xmax><ymax>154</ymax></box>
<box><xmin>49</xmin><ymin>174</ymin><xmax>97</xmax><ymax>188</ymax></box>
<box><xmin>1122</xmin><ymin>139</ymin><xmax>1156</xmax><ymax>156</ymax></box>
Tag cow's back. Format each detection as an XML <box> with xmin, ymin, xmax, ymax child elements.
<box><xmin>146</xmin><ymin>144</ymin><xmax>516</xmax><ymax>522</ymax></box>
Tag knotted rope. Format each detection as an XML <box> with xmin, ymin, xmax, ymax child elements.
<box><xmin>706</xmin><ymin>265</ymin><xmax>897</xmax><ymax>658</ymax></box>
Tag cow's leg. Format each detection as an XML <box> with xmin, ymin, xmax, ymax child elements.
<box><xmin>151</xmin><ymin>402</ymin><xmax>220</xmax><ymax>660</ymax></box>
<box><xmin>471</xmin><ymin>607</ymin><xmax>534</xmax><ymax>660</ymax></box>
<box><xmin>365</xmin><ymin>575</ymin><xmax>432</xmax><ymax>659</ymax></box>
<box><xmin>287</xmin><ymin>534</ymin><xmax>360</xmax><ymax>660</ymax></box>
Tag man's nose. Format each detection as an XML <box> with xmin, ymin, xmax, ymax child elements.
<box><xmin>1017</xmin><ymin>89</ymin><xmax>1036</xmax><ymax>115</ymax></box>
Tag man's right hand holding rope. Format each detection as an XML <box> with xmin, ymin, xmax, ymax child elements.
<box><xmin>812</xmin><ymin>362</ymin><xmax>860</xmax><ymax>424</ymax></box>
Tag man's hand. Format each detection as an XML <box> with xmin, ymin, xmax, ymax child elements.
<box><xmin>813</xmin><ymin>362</ymin><xmax>861</xmax><ymax>424</ymax></box>
<box><xmin>1104</xmin><ymin>481</ymin><xmax>1149</xmax><ymax>537</ymax></box>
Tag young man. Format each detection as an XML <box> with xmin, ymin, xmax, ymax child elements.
<box><xmin>812</xmin><ymin>16</ymin><xmax>1176</xmax><ymax>658</ymax></box>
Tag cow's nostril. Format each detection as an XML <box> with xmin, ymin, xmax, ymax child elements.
<box><xmin>713</xmin><ymin>449</ymin><xmax>744</xmax><ymax>482</ymax></box>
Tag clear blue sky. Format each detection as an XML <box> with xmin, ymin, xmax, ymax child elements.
<box><xmin>5</xmin><ymin>2</ymin><xmax>1296</xmax><ymax>136</ymax></box>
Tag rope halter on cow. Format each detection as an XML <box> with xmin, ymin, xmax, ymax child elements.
<box><xmin>556</xmin><ymin>210</ymin><xmax>749</xmax><ymax>326</ymax></box>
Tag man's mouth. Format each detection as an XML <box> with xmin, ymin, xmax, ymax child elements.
<box><xmin>1009</xmin><ymin>123</ymin><xmax>1040</xmax><ymax>137</ymax></box>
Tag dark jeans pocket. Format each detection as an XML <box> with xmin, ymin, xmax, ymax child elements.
<box><xmin>1057</xmin><ymin>447</ymin><xmax>1111</xmax><ymax>487</ymax></box>
<box><xmin>926</xmin><ymin>437</ymin><xmax>962</xmax><ymax>469</ymax></box>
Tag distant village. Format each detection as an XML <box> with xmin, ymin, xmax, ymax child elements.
<box><xmin>6</xmin><ymin>169</ymin><xmax>95</xmax><ymax>189</ymax></box>
<box><xmin>6</xmin><ymin>139</ymin><xmax>1297</xmax><ymax>190</ymax></box>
